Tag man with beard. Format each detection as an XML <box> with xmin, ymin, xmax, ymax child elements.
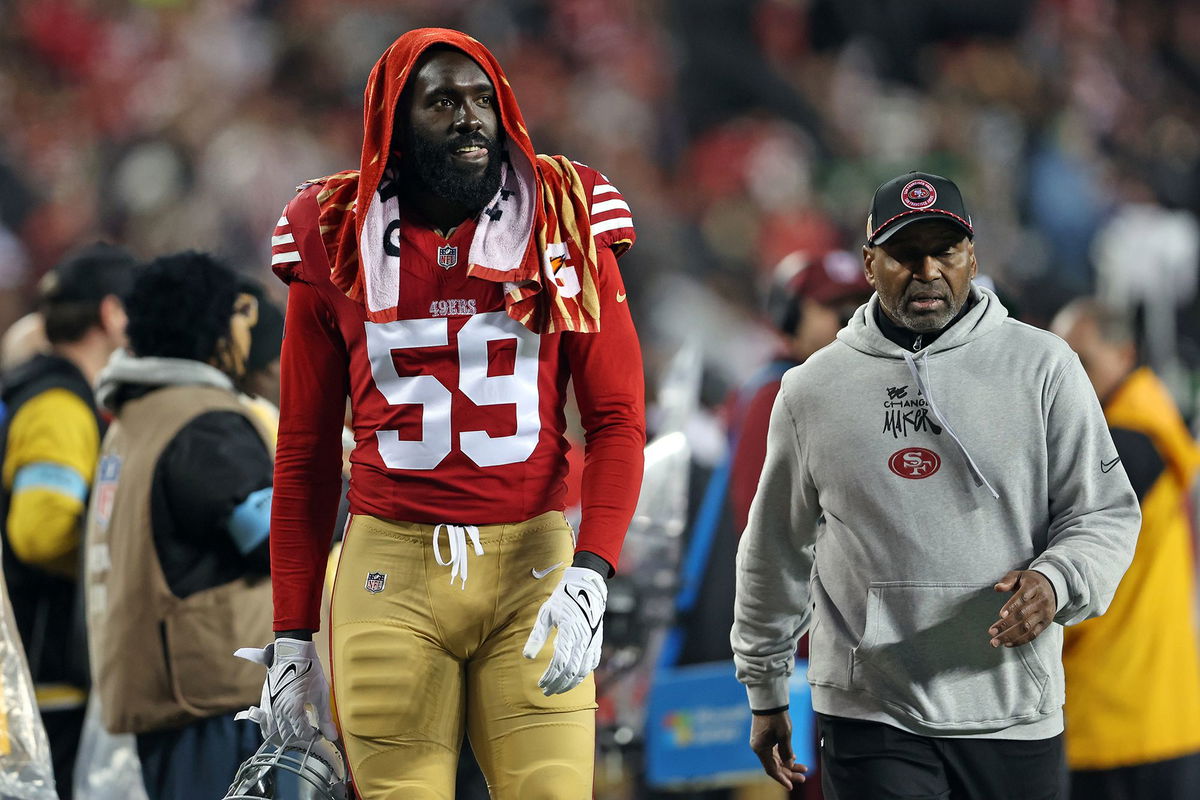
<box><xmin>237</xmin><ymin>29</ymin><xmax>645</xmax><ymax>799</ymax></box>
<box><xmin>732</xmin><ymin>172</ymin><xmax>1141</xmax><ymax>799</ymax></box>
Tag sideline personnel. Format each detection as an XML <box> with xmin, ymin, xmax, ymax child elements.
<box><xmin>1053</xmin><ymin>299</ymin><xmax>1200</xmax><ymax>799</ymax></box>
<box><xmin>732</xmin><ymin>172</ymin><xmax>1140</xmax><ymax>800</ymax></box>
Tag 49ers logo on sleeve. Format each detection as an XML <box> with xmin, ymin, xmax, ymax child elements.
<box><xmin>888</xmin><ymin>447</ymin><xmax>941</xmax><ymax>479</ymax></box>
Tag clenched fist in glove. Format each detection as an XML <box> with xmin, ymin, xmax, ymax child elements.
<box><xmin>234</xmin><ymin>638</ymin><xmax>338</xmax><ymax>743</ymax></box>
<box><xmin>522</xmin><ymin>566</ymin><xmax>607</xmax><ymax>696</ymax></box>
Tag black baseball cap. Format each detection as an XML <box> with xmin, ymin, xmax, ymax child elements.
<box><xmin>38</xmin><ymin>242</ymin><xmax>137</xmax><ymax>305</ymax></box>
<box><xmin>866</xmin><ymin>172</ymin><xmax>974</xmax><ymax>247</ymax></box>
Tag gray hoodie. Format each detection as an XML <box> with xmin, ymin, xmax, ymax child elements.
<box><xmin>731</xmin><ymin>286</ymin><xmax>1140</xmax><ymax>740</ymax></box>
<box><xmin>95</xmin><ymin>349</ymin><xmax>234</xmax><ymax>412</ymax></box>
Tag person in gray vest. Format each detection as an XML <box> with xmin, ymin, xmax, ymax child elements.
<box><xmin>84</xmin><ymin>251</ymin><xmax>274</xmax><ymax>800</ymax></box>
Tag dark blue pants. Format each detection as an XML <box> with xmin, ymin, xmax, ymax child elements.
<box><xmin>136</xmin><ymin>714</ymin><xmax>260</xmax><ymax>800</ymax></box>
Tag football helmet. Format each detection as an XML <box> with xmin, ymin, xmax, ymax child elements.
<box><xmin>223</xmin><ymin>734</ymin><xmax>349</xmax><ymax>800</ymax></box>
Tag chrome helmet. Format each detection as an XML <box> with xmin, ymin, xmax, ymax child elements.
<box><xmin>223</xmin><ymin>735</ymin><xmax>349</xmax><ymax>800</ymax></box>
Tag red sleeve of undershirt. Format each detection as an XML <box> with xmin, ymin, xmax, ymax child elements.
<box><xmin>728</xmin><ymin>380</ymin><xmax>783</xmax><ymax>535</ymax></box>
<box><xmin>563</xmin><ymin>247</ymin><xmax>645</xmax><ymax>573</ymax></box>
<box><xmin>271</xmin><ymin>279</ymin><xmax>350</xmax><ymax>631</ymax></box>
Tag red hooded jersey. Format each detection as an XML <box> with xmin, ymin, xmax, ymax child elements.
<box><xmin>271</xmin><ymin>163</ymin><xmax>642</xmax><ymax>631</ymax></box>
<box><xmin>269</xmin><ymin>29</ymin><xmax>645</xmax><ymax>631</ymax></box>
<box><xmin>272</xmin><ymin>175</ymin><xmax>643</xmax><ymax>631</ymax></box>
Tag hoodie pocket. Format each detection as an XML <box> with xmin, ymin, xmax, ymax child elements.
<box><xmin>850</xmin><ymin>582</ymin><xmax>1050</xmax><ymax>729</ymax></box>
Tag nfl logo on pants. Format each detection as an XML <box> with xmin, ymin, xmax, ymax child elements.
<box><xmin>364</xmin><ymin>572</ymin><xmax>387</xmax><ymax>594</ymax></box>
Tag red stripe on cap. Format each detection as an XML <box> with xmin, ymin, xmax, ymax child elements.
<box><xmin>869</xmin><ymin>209</ymin><xmax>973</xmax><ymax>244</ymax></box>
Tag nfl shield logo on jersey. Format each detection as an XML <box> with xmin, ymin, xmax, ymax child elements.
<box><xmin>364</xmin><ymin>572</ymin><xmax>387</xmax><ymax>594</ymax></box>
<box><xmin>94</xmin><ymin>454</ymin><xmax>122</xmax><ymax>532</ymax></box>
<box><xmin>437</xmin><ymin>245</ymin><xmax>458</xmax><ymax>269</ymax></box>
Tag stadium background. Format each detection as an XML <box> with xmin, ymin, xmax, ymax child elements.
<box><xmin>3</xmin><ymin>0</ymin><xmax>1200</xmax><ymax>797</ymax></box>
<box><xmin>4</xmin><ymin>0</ymin><xmax>1200</xmax><ymax>414</ymax></box>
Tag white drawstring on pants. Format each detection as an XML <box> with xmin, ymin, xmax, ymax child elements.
<box><xmin>433</xmin><ymin>524</ymin><xmax>484</xmax><ymax>589</ymax></box>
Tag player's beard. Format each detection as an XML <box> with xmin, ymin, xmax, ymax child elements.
<box><xmin>409</xmin><ymin>130</ymin><xmax>503</xmax><ymax>212</ymax></box>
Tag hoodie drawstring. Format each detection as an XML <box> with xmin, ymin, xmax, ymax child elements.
<box><xmin>433</xmin><ymin>524</ymin><xmax>484</xmax><ymax>589</ymax></box>
<box><xmin>903</xmin><ymin>350</ymin><xmax>1000</xmax><ymax>500</ymax></box>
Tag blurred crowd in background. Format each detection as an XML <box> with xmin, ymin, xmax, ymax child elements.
<box><xmin>4</xmin><ymin>1</ymin><xmax>1200</xmax><ymax>798</ymax></box>
<box><xmin>4</xmin><ymin>0</ymin><xmax>1200</xmax><ymax>426</ymax></box>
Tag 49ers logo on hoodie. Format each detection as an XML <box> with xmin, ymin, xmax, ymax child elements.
<box><xmin>889</xmin><ymin>447</ymin><xmax>941</xmax><ymax>479</ymax></box>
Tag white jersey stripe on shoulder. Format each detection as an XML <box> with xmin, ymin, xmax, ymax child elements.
<box><xmin>271</xmin><ymin>251</ymin><xmax>302</xmax><ymax>265</ymax></box>
<box><xmin>277</xmin><ymin>215</ymin><xmax>289</xmax><ymax>228</ymax></box>
<box><xmin>591</xmin><ymin>198</ymin><xmax>630</xmax><ymax>215</ymax></box>
<box><xmin>592</xmin><ymin>183</ymin><xmax>618</xmax><ymax>196</ymax></box>
<box><xmin>272</xmin><ymin>233</ymin><xmax>295</xmax><ymax>246</ymax></box>
<box><xmin>590</xmin><ymin>217</ymin><xmax>634</xmax><ymax>235</ymax></box>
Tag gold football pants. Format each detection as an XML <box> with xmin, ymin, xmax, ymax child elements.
<box><xmin>329</xmin><ymin>512</ymin><xmax>596</xmax><ymax>799</ymax></box>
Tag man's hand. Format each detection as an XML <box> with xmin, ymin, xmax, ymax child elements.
<box><xmin>522</xmin><ymin>566</ymin><xmax>607</xmax><ymax>696</ymax></box>
<box><xmin>749</xmin><ymin>710</ymin><xmax>808</xmax><ymax>790</ymax></box>
<box><xmin>989</xmin><ymin>570</ymin><xmax>1057</xmax><ymax>648</ymax></box>
<box><xmin>234</xmin><ymin>638</ymin><xmax>338</xmax><ymax>743</ymax></box>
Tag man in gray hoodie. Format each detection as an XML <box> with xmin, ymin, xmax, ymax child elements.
<box><xmin>731</xmin><ymin>172</ymin><xmax>1141</xmax><ymax>800</ymax></box>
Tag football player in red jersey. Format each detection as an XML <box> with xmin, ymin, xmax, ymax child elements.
<box><xmin>236</xmin><ymin>28</ymin><xmax>645</xmax><ymax>799</ymax></box>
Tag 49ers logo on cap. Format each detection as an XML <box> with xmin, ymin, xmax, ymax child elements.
<box><xmin>900</xmin><ymin>179</ymin><xmax>937</xmax><ymax>210</ymax></box>
<box><xmin>888</xmin><ymin>447</ymin><xmax>941</xmax><ymax>479</ymax></box>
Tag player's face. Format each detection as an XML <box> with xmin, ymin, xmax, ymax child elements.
<box><xmin>403</xmin><ymin>50</ymin><xmax>502</xmax><ymax>211</ymax></box>
<box><xmin>864</xmin><ymin>220</ymin><xmax>976</xmax><ymax>333</ymax></box>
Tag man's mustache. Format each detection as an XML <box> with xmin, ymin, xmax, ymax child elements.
<box><xmin>905</xmin><ymin>282</ymin><xmax>949</xmax><ymax>301</ymax></box>
<box><xmin>444</xmin><ymin>133</ymin><xmax>496</xmax><ymax>155</ymax></box>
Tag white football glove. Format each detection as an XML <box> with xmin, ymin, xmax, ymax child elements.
<box><xmin>522</xmin><ymin>566</ymin><xmax>607</xmax><ymax>696</ymax></box>
<box><xmin>234</xmin><ymin>638</ymin><xmax>338</xmax><ymax>744</ymax></box>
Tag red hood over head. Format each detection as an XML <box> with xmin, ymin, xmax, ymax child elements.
<box><xmin>355</xmin><ymin>28</ymin><xmax>537</xmax><ymax>243</ymax></box>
